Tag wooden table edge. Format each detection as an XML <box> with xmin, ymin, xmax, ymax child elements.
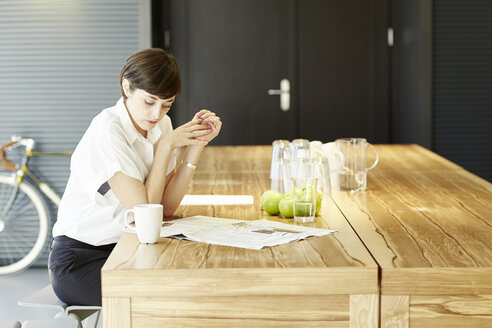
<box><xmin>381</xmin><ymin>267</ymin><xmax>492</xmax><ymax>295</ymax></box>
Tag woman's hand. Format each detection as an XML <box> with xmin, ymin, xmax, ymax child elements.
<box><xmin>192</xmin><ymin>109</ymin><xmax>222</xmax><ymax>143</ymax></box>
<box><xmin>158</xmin><ymin>118</ymin><xmax>210</xmax><ymax>150</ymax></box>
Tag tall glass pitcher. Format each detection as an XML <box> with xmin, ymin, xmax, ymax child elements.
<box><xmin>335</xmin><ymin>138</ymin><xmax>379</xmax><ymax>192</ymax></box>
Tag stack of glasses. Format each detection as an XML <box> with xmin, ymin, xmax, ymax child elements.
<box><xmin>270</xmin><ymin>139</ymin><xmax>331</xmax><ymax>196</ymax></box>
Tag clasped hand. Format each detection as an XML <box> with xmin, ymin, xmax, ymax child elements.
<box><xmin>160</xmin><ymin>109</ymin><xmax>222</xmax><ymax>149</ymax></box>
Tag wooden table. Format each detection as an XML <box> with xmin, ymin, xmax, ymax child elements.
<box><xmin>102</xmin><ymin>146</ymin><xmax>379</xmax><ymax>328</ymax></box>
<box><xmin>101</xmin><ymin>145</ymin><xmax>492</xmax><ymax>327</ymax></box>
<box><xmin>332</xmin><ymin>144</ymin><xmax>492</xmax><ymax>327</ymax></box>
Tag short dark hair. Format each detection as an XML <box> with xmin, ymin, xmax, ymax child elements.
<box><xmin>119</xmin><ymin>48</ymin><xmax>182</xmax><ymax>99</ymax></box>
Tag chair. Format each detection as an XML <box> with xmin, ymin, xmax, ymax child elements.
<box><xmin>0</xmin><ymin>320</ymin><xmax>21</xmax><ymax>328</ymax></box>
<box><xmin>18</xmin><ymin>285</ymin><xmax>101</xmax><ymax>328</ymax></box>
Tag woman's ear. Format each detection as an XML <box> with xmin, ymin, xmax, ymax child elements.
<box><xmin>122</xmin><ymin>79</ymin><xmax>131</xmax><ymax>98</ymax></box>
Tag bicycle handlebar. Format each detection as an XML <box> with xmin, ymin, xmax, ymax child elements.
<box><xmin>0</xmin><ymin>141</ymin><xmax>18</xmax><ymax>172</ymax></box>
<box><xmin>0</xmin><ymin>136</ymin><xmax>36</xmax><ymax>173</ymax></box>
<box><xmin>10</xmin><ymin>136</ymin><xmax>35</xmax><ymax>150</ymax></box>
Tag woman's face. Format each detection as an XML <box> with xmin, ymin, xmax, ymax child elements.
<box><xmin>122</xmin><ymin>79</ymin><xmax>175</xmax><ymax>137</ymax></box>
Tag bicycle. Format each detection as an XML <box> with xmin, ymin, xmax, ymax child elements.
<box><xmin>0</xmin><ymin>136</ymin><xmax>72</xmax><ymax>275</ymax></box>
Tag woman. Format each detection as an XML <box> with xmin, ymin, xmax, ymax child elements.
<box><xmin>49</xmin><ymin>48</ymin><xmax>222</xmax><ymax>306</ymax></box>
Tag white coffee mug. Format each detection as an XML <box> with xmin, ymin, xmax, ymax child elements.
<box><xmin>124</xmin><ymin>204</ymin><xmax>163</xmax><ymax>244</ymax></box>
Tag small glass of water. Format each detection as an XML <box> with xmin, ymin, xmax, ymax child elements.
<box><xmin>292</xmin><ymin>177</ymin><xmax>318</xmax><ymax>222</ymax></box>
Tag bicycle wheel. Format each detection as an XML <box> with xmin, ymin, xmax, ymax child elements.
<box><xmin>0</xmin><ymin>174</ymin><xmax>50</xmax><ymax>275</ymax></box>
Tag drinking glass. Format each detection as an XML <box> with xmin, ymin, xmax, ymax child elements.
<box><xmin>290</xmin><ymin>139</ymin><xmax>313</xmax><ymax>183</ymax></box>
<box><xmin>309</xmin><ymin>140</ymin><xmax>324</xmax><ymax>159</ymax></box>
<box><xmin>291</xmin><ymin>139</ymin><xmax>310</xmax><ymax>161</ymax></box>
<box><xmin>292</xmin><ymin>177</ymin><xmax>317</xmax><ymax>222</ymax></box>
<box><xmin>291</xmin><ymin>158</ymin><xmax>313</xmax><ymax>180</ymax></box>
<box><xmin>312</xmin><ymin>157</ymin><xmax>331</xmax><ymax>195</ymax></box>
<box><xmin>321</xmin><ymin>142</ymin><xmax>344</xmax><ymax>191</ymax></box>
<box><xmin>270</xmin><ymin>140</ymin><xmax>291</xmax><ymax>193</ymax></box>
<box><xmin>282</xmin><ymin>160</ymin><xmax>293</xmax><ymax>193</ymax></box>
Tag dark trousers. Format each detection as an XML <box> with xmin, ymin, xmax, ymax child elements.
<box><xmin>48</xmin><ymin>235</ymin><xmax>116</xmax><ymax>306</ymax></box>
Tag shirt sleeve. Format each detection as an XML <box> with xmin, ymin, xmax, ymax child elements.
<box><xmin>83</xmin><ymin>119</ymin><xmax>144</xmax><ymax>201</ymax></box>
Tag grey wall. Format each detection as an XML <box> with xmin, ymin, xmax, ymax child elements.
<box><xmin>0</xmin><ymin>0</ymin><xmax>149</xmax><ymax>265</ymax></box>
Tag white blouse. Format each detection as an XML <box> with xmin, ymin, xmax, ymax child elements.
<box><xmin>53</xmin><ymin>97</ymin><xmax>176</xmax><ymax>245</ymax></box>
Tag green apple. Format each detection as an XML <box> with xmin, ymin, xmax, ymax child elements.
<box><xmin>299</xmin><ymin>185</ymin><xmax>315</xmax><ymax>202</ymax></box>
<box><xmin>284</xmin><ymin>187</ymin><xmax>302</xmax><ymax>199</ymax></box>
<box><xmin>279</xmin><ymin>196</ymin><xmax>295</xmax><ymax>218</ymax></box>
<box><xmin>261</xmin><ymin>190</ymin><xmax>282</xmax><ymax>204</ymax></box>
<box><xmin>262</xmin><ymin>190</ymin><xmax>283</xmax><ymax>215</ymax></box>
<box><xmin>294</xmin><ymin>202</ymin><xmax>313</xmax><ymax>217</ymax></box>
<box><xmin>315</xmin><ymin>191</ymin><xmax>323</xmax><ymax>215</ymax></box>
<box><xmin>283</xmin><ymin>190</ymin><xmax>294</xmax><ymax>198</ymax></box>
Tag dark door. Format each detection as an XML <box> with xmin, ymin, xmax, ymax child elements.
<box><xmin>164</xmin><ymin>0</ymin><xmax>389</xmax><ymax>145</ymax></box>
<box><xmin>298</xmin><ymin>0</ymin><xmax>389</xmax><ymax>142</ymax></box>
<box><xmin>168</xmin><ymin>0</ymin><xmax>297</xmax><ymax>145</ymax></box>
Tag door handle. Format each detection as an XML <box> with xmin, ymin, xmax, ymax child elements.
<box><xmin>268</xmin><ymin>79</ymin><xmax>290</xmax><ymax>111</ymax></box>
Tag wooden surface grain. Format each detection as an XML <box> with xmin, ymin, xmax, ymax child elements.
<box><xmin>381</xmin><ymin>295</ymin><xmax>409</xmax><ymax>328</ymax></box>
<box><xmin>102</xmin><ymin>144</ymin><xmax>492</xmax><ymax>327</ymax></box>
<box><xmin>102</xmin><ymin>145</ymin><xmax>378</xmax><ymax>328</ymax></box>
<box><xmin>333</xmin><ymin>144</ymin><xmax>492</xmax><ymax>327</ymax></box>
<box><xmin>332</xmin><ymin>144</ymin><xmax>492</xmax><ymax>271</ymax></box>
<box><xmin>349</xmin><ymin>294</ymin><xmax>378</xmax><ymax>328</ymax></box>
<box><xmin>409</xmin><ymin>294</ymin><xmax>492</xmax><ymax>327</ymax></box>
<box><xmin>102</xmin><ymin>297</ymin><xmax>131</xmax><ymax>328</ymax></box>
<box><xmin>130</xmin><ymin>294</ymin><xmax>350</xmax><ymax>328</ymax></box>
<box><xmin>104</xmin><ymin>146</ymin><xmax>377</xmax><ymax>272</ymax></box>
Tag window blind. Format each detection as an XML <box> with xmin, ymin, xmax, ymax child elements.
<box><xmin>0</xmin><ymin>0</ymin><xmax>149</xmax><ymax>265</ymax></box>
<box><xmin>433</xmin><ymin>0</ymin><xmax>492</xmax><ymax>182</ymax></box>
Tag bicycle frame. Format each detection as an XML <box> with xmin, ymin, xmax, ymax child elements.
<box><xmin>0</xmin><ymin>136</ymin><xmax>72</xmax><ymax>225</ymax></box>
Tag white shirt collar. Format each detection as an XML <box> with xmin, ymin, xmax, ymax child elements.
<box><xmin>114</xmin><ymin>97</ymin><xmax>162</xmax><ymax>145</ymax></box>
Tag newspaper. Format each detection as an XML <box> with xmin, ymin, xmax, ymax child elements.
<box><xmin>155</xmin><ymin>216</ymin><xmax>337</xmax><ymax>250</ymax></box>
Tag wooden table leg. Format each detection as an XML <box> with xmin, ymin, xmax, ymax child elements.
<box><xmin>381</xmin><ymin>295</ymin><xmax>409</xmax><ymax>328</ymax></box>
<box><xmin>350</xmin><ymin>294</ymin><xmax>379</xmax><ymax>328</ymax></box>
<box><xmin>102</xmin><ymin>297</ymin><xmax>131</xmax><ymax>328</ymax></box>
